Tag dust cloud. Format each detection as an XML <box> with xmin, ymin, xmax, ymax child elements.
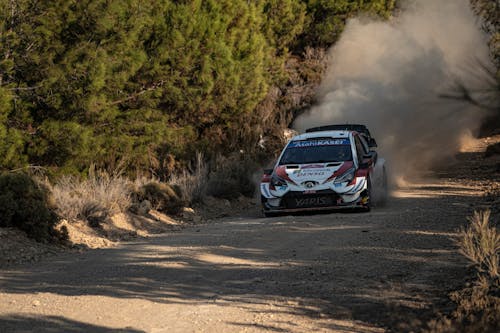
<box><xmin>294</xmin><ymin>0</ymin><xmax>494</xmax><ymax>181</ymax></box>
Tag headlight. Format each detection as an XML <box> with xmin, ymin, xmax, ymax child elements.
<box><xmin>334</xmin><ymin>167</ymin><xmax>356</xmax><ymax>184</ymax></box>
<box><xmin>271</xmin><ymin>175</ymin><xmax>287</xmax><ymax>187</ymax></box>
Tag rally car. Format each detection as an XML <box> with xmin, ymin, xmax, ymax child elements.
<box><xmin>261</xmin><ymin>129</ymin><xmax>387</xmax><ymax>216</ymax></box>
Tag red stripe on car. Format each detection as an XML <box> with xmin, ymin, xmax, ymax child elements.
<box><xmin>261</xmin><ymin>174</ymin><xmax>271</xmax><ymax>183</ymax></box>
<box><xmin>276</xmin><ymin>166</ymin><xmax>297</xmax><ymax>185</ymax></box>
<box><xmin>325</xmin><ymin>161</ymin><xmax>354</xmax><ymax>182</ymax></box>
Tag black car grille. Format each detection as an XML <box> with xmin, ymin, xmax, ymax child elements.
<box><xmin>282</xmin><ymin>190</ymin><xmax>340</xmax><ymax>209</ymax></box>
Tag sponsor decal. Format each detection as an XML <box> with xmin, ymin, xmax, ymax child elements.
<box><xmin>288</xmin><ymin>139</ymin><xmax>350</xmax><ymax>148</ymax></box>
<box><xmin>295</xmin><ymin>197</ymin><xmax>331</xmax><ymax>206</ymax></box>
<box><xmin>292</xmin><ymin>169</ymin><xmax>328</xmax><ymax>178</ymax></box>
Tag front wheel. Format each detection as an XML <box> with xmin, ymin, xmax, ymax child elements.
<box><xmin>359</xmin><ymin>177</ymin><xmax>371</xmax><ymax>212</ymax></box>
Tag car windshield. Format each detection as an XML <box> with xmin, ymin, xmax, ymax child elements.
<box><xmin>279</xmin><ymin>139</ymin><xmax>352</xmax><ymax>165</ymax></box>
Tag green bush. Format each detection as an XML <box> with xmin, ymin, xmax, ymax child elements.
<box><xmin>0</xmin><ymin>0</ymin><xmax>397</xmax><ymax>176</ymax></box>
<box><xmin>0</xmin><ymin>172</ymin><xmax>64</xmax><ymax>243</ymax></box>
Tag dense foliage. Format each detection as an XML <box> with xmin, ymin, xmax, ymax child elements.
<box><xmin>471</xmin><ymin>0</ymin><xmax>499</xmax><ymax>66</ymax></box>
<box><xmin>470</xmin><ymin>0</ymin><xmax>500</xmax><ymax>136</ymax></box>
<box><xmin>0</xmin><ymin>172</ymin><xmax>63</xmax><ymax>242</ymax></box>
<box><xmin>299</xmin><ymin>0</ymin><xmax>395</xmax><ymax>48</ymax></box>
<box><xmin>0</xmin><ymin>0</ymin><xmax>395</xmax><ymax>175</ymax></box>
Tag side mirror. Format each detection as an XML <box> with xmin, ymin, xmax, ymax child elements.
<box><xmin>368</xmin><ymin>138</ymin><xmax>377</xmax><ymax>148</ymax></box>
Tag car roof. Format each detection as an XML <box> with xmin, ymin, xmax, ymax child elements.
<box><xmin>306</xmin><ymin>124</ymin><xmax>371</xmax><ymax>137</ymax></box>
<box><xmin>291</xmin><ymin>130</ymin><xmax>352</xmax><ymax>141</ymax></box>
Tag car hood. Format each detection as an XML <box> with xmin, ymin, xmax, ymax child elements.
<box><xmin>275</xmin><ymin>161</ymin><xmax>354</xmax><ymax>186</ymax></box>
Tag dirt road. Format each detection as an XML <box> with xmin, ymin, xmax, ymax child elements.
<box><xmin>0</xmin><ymin>141</ymin><xmax>497</xmax><ymax>332</ymax></box>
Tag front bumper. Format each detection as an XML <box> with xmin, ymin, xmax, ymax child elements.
<box><xmin>263</xmin><ymin>189</ymin><xmax>369</xmax><ymax>213</ymax></box>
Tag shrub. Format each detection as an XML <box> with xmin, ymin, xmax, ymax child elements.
<box><xmin>79</xmin><ymin>202</ymin><xmax>109</xmax><ymax>228</ymax></box>
<box><xmin>169</xmin><ymin>152</ymin><xmax>208</xmax><ymax>204</ymax></box>
<box><xmin>426</xmin><ymin>276</ymin><xmax>500</xmax><ymax>333</ymax></box>
<box><xmin>458</xmin><ymin>210</ymin><xmax>499</xmax><ymax>279</ymax></box>
<box><xmin>426</xmin><ymin>210</ymin><xmax>500</xmax><ymax>333</ymax></box>
<box><xmin>133</xmin><ymin>181</ymin><xmax>185</xmax><ymax>215</ymax></box>
<box><xmin>206</xmin><ymin>155</ymin><xmax>259</xmax><ymax>199</ymax></box>
<box><xmin>50</xmin><ymin>168</ymin><xmax>131</xmax><ymax>226</ymax></box>
<box><xmin>0</xmin><ymin>172</ymin><xmax>63</xmax><ymax>243</ymax></box>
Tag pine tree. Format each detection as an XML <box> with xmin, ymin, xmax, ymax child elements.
<box><xmin>0</xmin><ymin>0</ymin><xmax>28</xmax><ymax>170</ymax></box>
<box><xmin>300</xmin><ymin>0</ymin><xmax>395</xmax><ymax>48</ymax></box>
<box><xmin>0</xmin><ymin>0</ymin><xmax>395</xmax><ymax>174</ymax></box>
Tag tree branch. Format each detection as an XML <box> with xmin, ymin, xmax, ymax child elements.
<box><xmin>108</xmin><ymin>80</ymin><xmax>166</xmax><ymax>106</ymax></box>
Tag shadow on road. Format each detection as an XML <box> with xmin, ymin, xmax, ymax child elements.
<box><xmin>0</xmin><ymin>183</ymin><xmax>483</xmax><ymax>332</ymax></box>
<box><xmin>0</xmin><ymin>315</ymin><xmax>144</xmax><ymax>333</ymax></box>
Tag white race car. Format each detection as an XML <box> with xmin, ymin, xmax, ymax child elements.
<box><xmin>261</xmin><ymin>129</ymin><xmax>387</xmax><ymax>216</ymax></box>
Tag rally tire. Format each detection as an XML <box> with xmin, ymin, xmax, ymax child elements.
<box><xmin>378</xmin><ymin>168</ymin><xmax>388</xmax><ymax>206</ymax></box>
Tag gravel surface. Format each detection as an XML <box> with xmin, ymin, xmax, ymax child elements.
<box><xmin>0</xmin><ymin>136</ymin><xmax>498</xmax><ymax>333</ymax></box>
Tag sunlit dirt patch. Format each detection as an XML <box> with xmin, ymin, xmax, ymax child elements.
<box><xmin>392</xmin><ymin>182</ymin><xmax>484</xmax><ymax>199</ymax></box>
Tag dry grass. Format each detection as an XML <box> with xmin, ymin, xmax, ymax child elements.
<box><xmin>169</xmin><ymin>152</ymin><xmax>260</xmax><ymax>202</ymax></box>
<box><xmin>49</xmin><ymin>168</ymin><xmax>132</xmax><ymax>224</ymax></box>
<box><xmin>426</xmin><ymin>210</ymin><xmax>500</xmax><ymax>333</ymax></box>
<box><xmin>458</xmin><ymin>210</ymin><xmax>500</xmax><ymax>279</ymax></box>
<box><xmin>169</xmin><ymin>152</ymin><xmax>208</xmax><ymax>204</ymax></box>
